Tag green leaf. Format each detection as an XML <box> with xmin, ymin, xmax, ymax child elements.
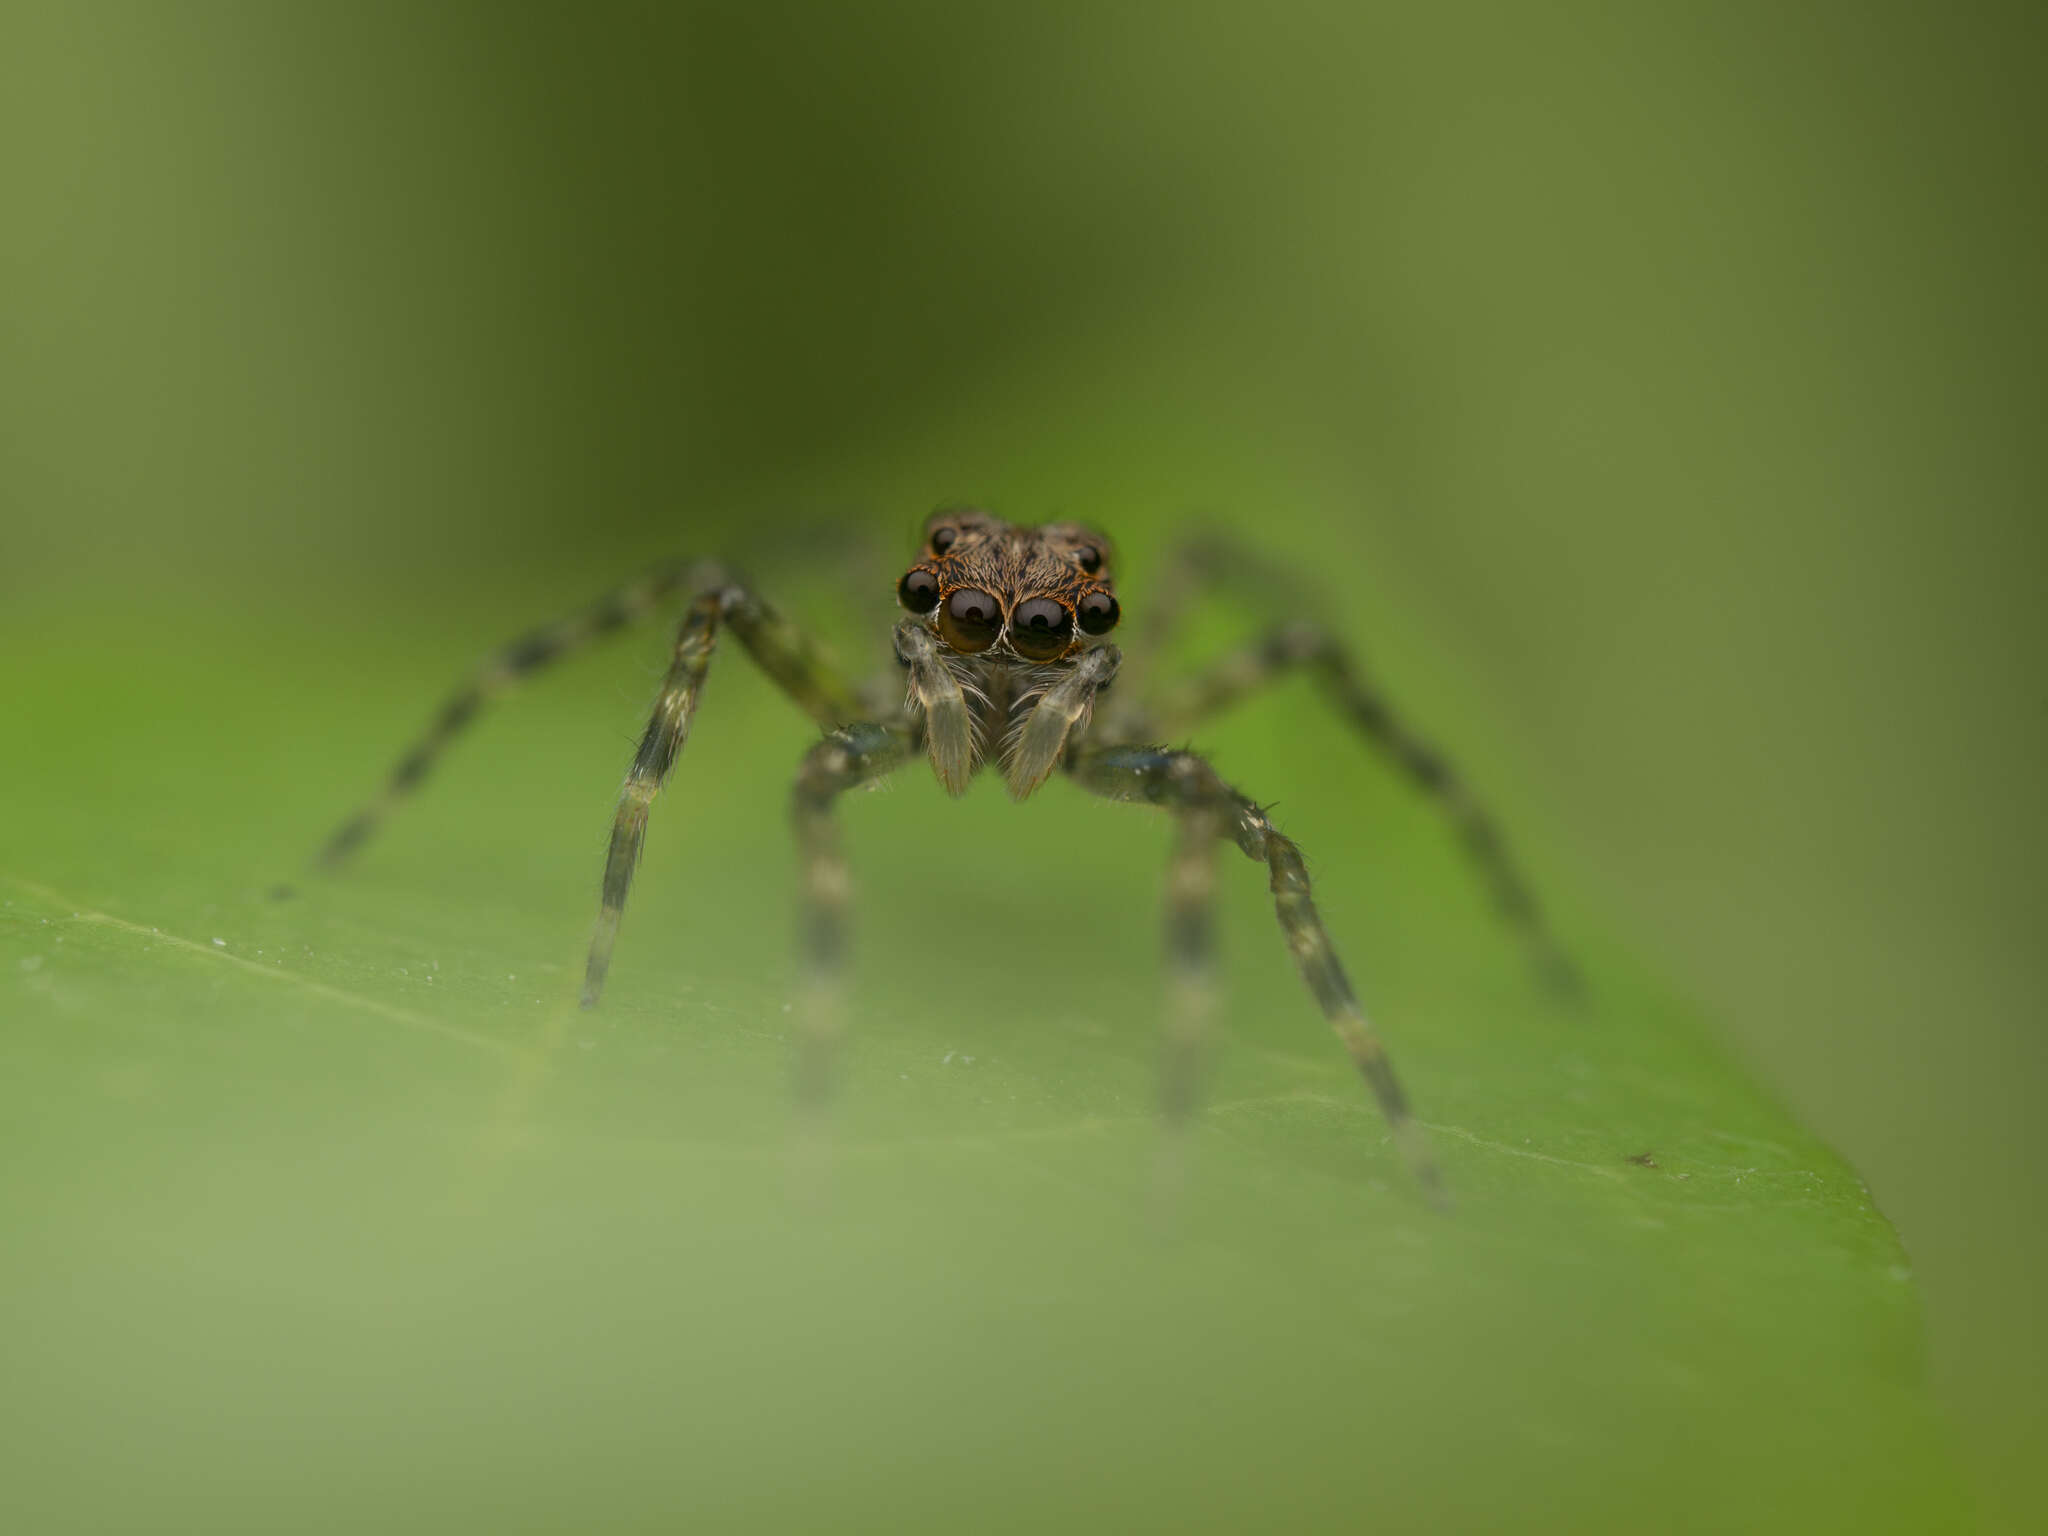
<box><xmin>0</xmin><ymin>591</ymin><xmax>1966</xmax><ymax>1535</ymax></box>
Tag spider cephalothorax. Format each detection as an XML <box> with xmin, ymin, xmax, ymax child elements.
<box><xmin>892</xmin><ymin>511</ymin><xmax>1125</xmax><ymax>798</ymax></box>
<box><xmin>894</xmin><ymin>509</ymin><xmax>1120</xmax><ymax>661</ymax></box>
<box><xmin>317</xmin><ymin>512</ymin><xmax>1577</xmax><ymax>1202</ymax></box>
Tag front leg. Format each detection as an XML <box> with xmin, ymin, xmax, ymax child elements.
<box><xmin>317</xmin><ymin>555</ymin><xmax>721</xmax><ymax>870</ymax></box>
<box><xmin>1067</xmin><ymin>742</ymin><xmax>1444</xmax><ymax>1203</ymax></box>
<box><xmin>582</xmin><ymin>583</ymin><xmax>864</xmax><ymax>1007</ymax></box>
<box><xmin>790</xmin><ymin>722</ymin><xmax>913</xmax><ymax>1107</ymax></box>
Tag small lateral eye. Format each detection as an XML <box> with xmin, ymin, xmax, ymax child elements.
<box><xmin>1077</xmin><ymin>590</ymin><xmax>1120</xmax><ymax>635</ymax></box>
<box><xmin>939</xmin><ymin>587</ymin><xmax>1002</xmax><ymax>652</ymax></box>
<box><xmin>1075</xmin><ymin>545</ymin><xmax>1102</xmax><ymax>574</ymax></box>
<box><xmin>897</xmin><ymin>568</ymin><xmax>940</xmax><ymax>613</ymax></box>
<box><xmin>1009</xmin><ymin>596</ymin><xmax>1073</xmax><ymax>660</ymax></box>
<box><xmin>930</xmin><ymin>526</ymin><xmax>958</xmax><ymax>555</ymax></box>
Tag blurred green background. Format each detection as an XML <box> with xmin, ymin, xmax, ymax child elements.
<box><xmin>3</xmin><ymin>2</ymin><xmax>2041</xmax><ymax>1531</ymax></box>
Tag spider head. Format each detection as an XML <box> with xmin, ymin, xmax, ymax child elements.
<box><xmin>896</xmin><ymin>510</ymin><xmax>1120</xmax><ymax>661</ymax></box>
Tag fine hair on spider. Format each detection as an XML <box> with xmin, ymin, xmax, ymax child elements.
<box><xmin>316</xmin><ymin>508</ymin><xmax>1578</xmax><ymax>1202</ymax></box>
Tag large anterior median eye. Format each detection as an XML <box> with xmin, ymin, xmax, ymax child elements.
<box><xmin>938</xmin><ymin>588</ymin><xmax>1002</xmax><ymax>652</ymax></box>
<box><xmin>1009</xmin><ymin>597</ymin><xmax>1072</xmax><ymax>660</ymax></box>
<box><xmin>897</xmin><ymin>568</ymin><xmax>940</xmax><ymax>613</ymax></box>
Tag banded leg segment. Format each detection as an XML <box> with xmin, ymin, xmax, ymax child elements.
<box><xmin>318</xmin><ymin>557</ymin><xmax>721</xmax><ymax>869</ymax></box>
<box><xmin>1068</xmin><ymin>744</ymin><xmax>1443</xmax><ymax>1200</ymax></box>
<box><xmin>790</xmin><ymin>722</ymin><xmax>913</xmax><ymax>1105</ymax></box>
<box><xmin>1120</xmin><ymin>621</ymin><xmax>1576</xmax><ymax>991</ymax></box>
<box><xmin>582</xmin><ymin>583</ymin><xmax>866</xmax><ymax>1008</ymax></box>
<box><xmin>1160</xmin><ymin>805</ymin><xmax>1223</xmax><ymax>1131</ymax></box>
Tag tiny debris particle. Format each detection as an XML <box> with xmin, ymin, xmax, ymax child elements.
<box><xmin>1627</xmin><ymin>1151</ymin><xmax>1659</xmax><ymax>1169</ymax></box>
<box><xmin>942</xmin><ymin>1051</ymin><xmax>955</xmax><ymax>1065</ymax></box>
<box><xmin>212</xmin><ymin>938</ymin><xmax>227</xmax><ymax>948</ymax></box>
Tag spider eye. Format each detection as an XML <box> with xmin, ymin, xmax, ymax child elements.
<box><xmin>1075</xmin><ymin>545</ymin><xmax>1102</xmax><ymax>574</ymax></box>
<box><xmin>938</xmin><ymin>587</ymin><xmax>1001</xmax><ymax>652</ymax></box>
<box><xmin>897</xmin><ymin>568</ymin><xmax>940</xmax><ymax>613</ymax></box>
<box><xmin>1077</xmin><ymin>590</ymin><xmax>1120</xmax><ymax>635</ymax></box>
<box><xmin>930</xmin><ymin>526</ymin><xmax>958</xmax><ymax>555</ymax></box>
<box><xmin>1009</xmin><ymin>597</ymin><xmax>1073</xmax><ymax>660</ymax></box>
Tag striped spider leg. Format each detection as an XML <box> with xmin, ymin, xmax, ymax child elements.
<box><xmin>582</xmin><ymin>582</ymin><xmax>867</xmax><ymax>1006</ymax></box>
<box><xmin>1063</xmin><ymin>742</ymin><xmax>1445</xmax><ymax>1203</ymax></box>
<box><xmin>790</xmin><ymin>720</ymin><xmax>913</xmax><ymax>1109</ymax></box>
<box><xmin>1106</xmin><ymin>536</ymin><xmax>1579</xmax><ymax>994</ymax></box>
<box><xmin>317</xmin><ymin>555</ymin><xmax>723</xmax><ymax>871</ymax></box>
<box><xmin>314</xmin><ymin>562</ymin><xmax>872</xmax><ymax>1013</ymax></box>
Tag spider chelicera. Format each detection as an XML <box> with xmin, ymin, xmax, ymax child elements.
<box><xmin>319</xmin><ymin>510</ymin><xmax>1572</xmax><ymax>1197</ymax></box>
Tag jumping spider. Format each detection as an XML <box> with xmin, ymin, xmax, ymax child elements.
<box><xmin>320</xmin><ymin>510</ymin><xmax>1572</xmax><ymax>1196</ymax></box>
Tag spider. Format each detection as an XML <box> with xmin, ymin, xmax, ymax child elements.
<box><xmin>318</xmin><ymin>510</ymin><xmax>1572</xmax><ymax>1197</ymax></box>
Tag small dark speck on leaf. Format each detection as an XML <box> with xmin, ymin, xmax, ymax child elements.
<box><xmin>267</xmin><ymin>884</ymin><xmax>298</xmax><ymax>902</ymax></box>
<box><xmin>1628</xmin><ymin>1152</ymin><xmax>1660</xmax><ymax>1169</ymax></box>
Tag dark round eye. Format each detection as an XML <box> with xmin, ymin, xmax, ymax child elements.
<box><xmin>938</xmin><ymin>587</ymin><xmax>1002</xmax><ymax>652</ymax></box>
<box><xmin>930</xmin><ymin>526</ymin><xmax>958</xmax><ymax>555</ymax></box>
<box><xmin>1009</xmin><ymin>597</ymin><xmax>1073</xmax><ymax>660</ymax></box>
<box><xmin>1075</xmin><ymin>545</ymin><xmax>1102</xmax><ymax>574</ymax></box>
<box><xmin>897</xmin><ymin>568</ymin><xmax>940</xmax><ymax>613</ymax></box>
<box><xmin>1077</xmin><ymin>590</ymin><xmax>1120</xmax><ymax>635</ymax></box>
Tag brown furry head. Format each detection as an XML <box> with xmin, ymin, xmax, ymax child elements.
<box><xmin>894</xmin><ymin>509</ymin><xmax>1120</xmax><ymax>661</ymax></box>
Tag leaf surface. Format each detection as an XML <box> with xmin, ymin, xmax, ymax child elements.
<box><xmin>0</xmin><ymin>599</ymin><xmax>1966</xmax><ymax>1534</ymax></box>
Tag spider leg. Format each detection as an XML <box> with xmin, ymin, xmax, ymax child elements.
<box><xmin>1066</xmin><ymin>743</ymin><xmax>1445</xmax><ymax>1203</ymax></box>
<box><xmin>790</xmin><ymin>721</ymin><xmax>914</xmax><ymax>1106</ymax></box>
<box><xmin>1114</xmin><ymin>616</ymin><xmax>1578</xmax><ymax>994</ymax></box>
<box><xmin>1160</xmin><ymin>803</ymin><xmax>1223</xmax><ymax>1133</ymax></box>
<box><xmin>582</xmin><ymin>583</ymin><xmax>865</xmax><ymax>1007</ymax></box>
<box><xmin>317</xmin><ymin>556</ymin><xmax>722</xmax><ymax>870</ymax></box>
